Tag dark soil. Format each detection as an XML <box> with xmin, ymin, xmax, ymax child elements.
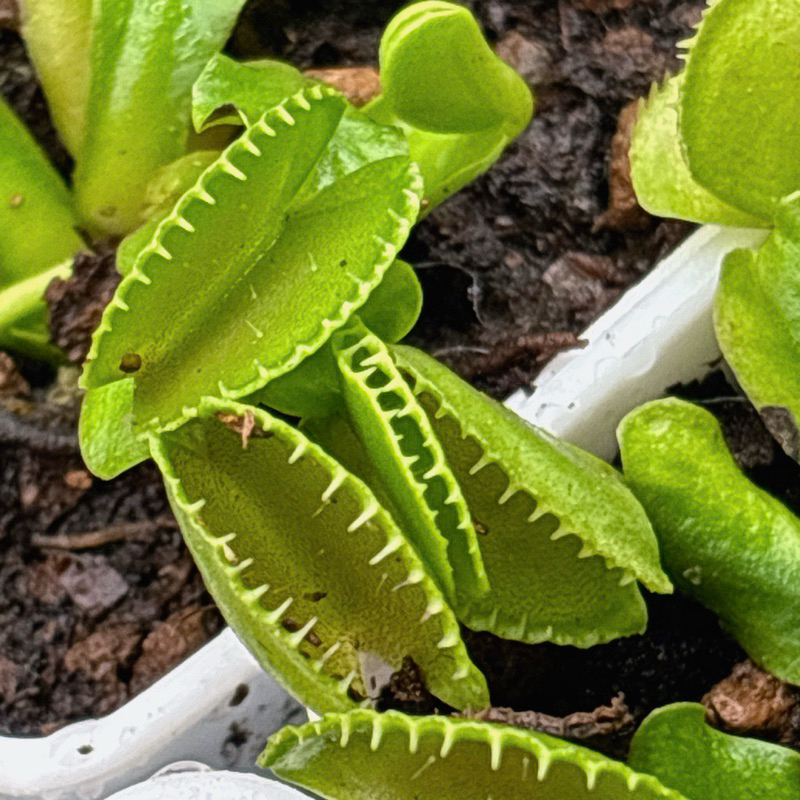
<box><xmin>4</xmin><ymin>0</ymin><xmax>785</xmax><ymax>748</ymax></box>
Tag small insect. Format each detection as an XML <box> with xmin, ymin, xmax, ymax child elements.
<box><xmin>119</xmin><ymin>352</ymin><xmax>142</xmax><ymax>373</ymax></box>
<box><xmin>472</xmin><ymin>516</ymin><xmax>489</xmax><ymax>535</ymax></box>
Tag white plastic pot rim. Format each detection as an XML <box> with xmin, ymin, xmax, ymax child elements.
<box><xmin>0</xmin><ymin>225</ymin><xmax>767</xmax><ymax>800</ymax></box>
<box><xmin>103</xmin><ymin>762</ymin><xmax>307</xmax><ymax>800</ymax></box>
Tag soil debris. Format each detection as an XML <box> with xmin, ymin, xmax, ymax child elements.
<box><xmin>304</xmin><ymin>66</ymin><xmax>380</xmax><ymax>106</ymax></box>
<box><xmin>217</xmin><ymin>409</ymin><xmax>260</xmax><ymax>447</ymax></box>
<box><xmin>377</xmin><ymin>656</ymin><xmax>444</xmax><ymax>716</ymax></box>
<box><xmin>0</xmin><ymin>352</ymin><xmax>30</xmax><ymax>398</ymax></box>
<box><xmin>130</xmin><ymin>605</ymin><xmax>210</xmax><ymax>694</ymax></box>
<box><xmin>593</xmin><ymin>99</ymin><xmax>650</xmax><ymax>232</ymax></box>
<box><xmin>45</xmin><ymin>246</ymin><xmax>121</xmax><ymax>364</ymax></box>
<box><xmin>63</xmin><ymin>623</ymin><xmax>140</xmax><ymax>681</ymax></box>
<box><xmin>0</xmin><ymin>0</ymin><xmax>18</xmax><ymax>30</ymax></box>
<box><xmin>57</xmin><ymin>554</ymin><xmax>130</xmax><ymax>614</ymax></box>
<box><xmin>704</xmin><ymin>660</ymin><xmax>800</xmax><ymax>748</ymax></box>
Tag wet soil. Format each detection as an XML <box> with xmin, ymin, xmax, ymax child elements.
<box><xmin>4</xmin><ymin>0</ymin><xmax>789</xmax><ymax>748</ymax></box>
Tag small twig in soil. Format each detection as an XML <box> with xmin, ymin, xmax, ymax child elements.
<box><xmin>31</xmin><ymin>516</ymin><xmax>177</xmax><ymax>550</ymax></box>
<box><xmin>0</xmin><ymin>407</ymin><xmax>78</xmax><ymax>453</ymax></box>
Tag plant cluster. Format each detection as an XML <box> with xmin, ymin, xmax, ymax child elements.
<box><xmin>628</xmin><ymin>0</ymin><xmax>800</xmax><ymax>688</ymax></box>
<box><xmin>4</xmin><ymin>0</ymin><xmax>800</xmax><ymax>798</ymax></box>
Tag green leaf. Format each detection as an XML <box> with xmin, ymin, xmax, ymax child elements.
<box><xmin>261</xmin><ymin>709</ymin><xmax>688</xmax><ymax>800</ymax></box>
<box><xmin>255</xmin><ymin>259</ymin><xmax>422</xmax><ymax>420</ymax></box>
<box><xmin>0</xmin><ymin>260</ymin><xmax>72</xmax><ymax>360</ymax></box>
<box><xmin>79</xmin><ymin>379</ymin><xmax>149</xmax><ymax>479</ymax></box>
<box><xmin>150</xmin><ymin>399</ymin><xmax>489</xmax><ymax>712</ymax></box>
<box><xmin>392</xmin><ymin>345</ymin><xmax>670</xmax><ymax>646</ymax></box>
<box><xmin>19</xmin><ymin>0</ymin><xmax>92</xmax><ymax>156</ymax></box>
<box><xmin>0</xmin><ymin>97</ymin><xmax>83</xmax><ymax>287</ymax></box>
<box><xmin>73</xmin><ymin>0</ymin><xmax>247</xmax><ymax>235</ymax></box>
<box><xmin>630</xmin><ymin>74</ymin><xmax>767</xmax><ymax>227</ymax></box>
<box><xmin>83</xmin><ymin>87</ymin><xmax>422</xmax><ymax>433</ymax></box>
<box><xmin>680</xmin><ymin>0</ymin><xmax>800</xmax><ymax>219</ymax></box>
<box><xmin>377</xmin><ymin>1</ymin><xmax>532</xmax><ymax>135</ymax></box>
<box><xmin>333</xmin><ymin>320</ymin><xmax>488</xmax><ymax>612</ymax></box>
<box><xmin>364</xmin><ymin>1</ymin><xmax>533</xmax><ymax>211</ymax></box>
<box><xmin>357</xmin><ymin>258</ymin><xmax>422</xmax><ymax>344</ymax></box>
<box><xmin>192</xmin><ymin>53</ymin><xmax>311</xmax><ymax>130</ymax></box>
<box><xmin>714</xmin><ymin>238</ymin><xmax>800</xmax><ymax>460</ymax></box>
<box><xmin>629</xmin><ymin>703</ymin><xmax>800</xmax><ymax>800</ymax></box>
<box><xmin>619</xmin><ymin>398</ymin><xmax>800</xmax><ymax>683</ymax></box>
<box><xmin>191</xmin><ymin>52</ymin><xmax>410</xmax><ymax>202</ymax></box>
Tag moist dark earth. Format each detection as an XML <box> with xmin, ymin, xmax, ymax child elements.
<box><xmin>3</xmin><ymin>0</ymin><xmax>798</xmax><ymax>754</ymax></box>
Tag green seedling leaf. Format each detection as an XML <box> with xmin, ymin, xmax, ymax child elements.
<box><xmin>619</xmin><ymin>398</ymin><xmax>800</xmax><ymax>683</ymax></box>
<box><xmin>73</xmin><ymin>0</ymin><xmax>247</xmax><ymax>235</ymax></box>
<box><xmin>192</xmin><ymin>53</ymin><xmax>311</xmax><ymax>130</ymax></box>
<box><xmin>364</xmin><ymin>1</ymin><xmax>533</xmax><ymax>211</ymax></box>
<box><xmin>150</xmin><ymin>399</ymin><xmax>489</xmax><ymax>712</ymax></box>
<box><xmin>0</xmin><ymin>97</ymin><xmax>83</xmax><ymax>287</ymax></box>
<box><xmin>19</xmin><ymin>0</ymin><xmax>92</xmax><ymax>156</ymax></box>
<box><xmin>377</xmin><ymin>1</ymin><xmax>531</xmax><ymax>134</ymax></box>
<box><xmin>333</xmin><ymin>320</ymin><xmax>488</xmax><ymax>612</ymax></box>
<box><xmin>629</xmin><ymin>703</ymin><xmax>800</xmax><ymax>800</ymax></box>
<box><xmin>357</xmin><ymin>258</ymin><xmax>422</xmax><ymax>343</ymax></box>
<box><xmin>83</xmin><ymin>86</ymin><xmax>422</xmax><ymax>433</ymax></box>
<box><xmin>261</xmin><ymin>709</ymin><xmax>688</xmax><ymax>800</ymax></box>
<box><xmin>0</xmin><ymin>260</ymin><xmax>72</xmax><ymax>361</ymax></box>
<box><xmin>256</xmin><ymin>259</ymin><xmax>422</xmax><ymax>419</ymax></box>
<box><xmin>680</xmin><ymin>0</ymin><xmax>800</xmax><ymax>219</ymax></box>
<box><xmin>630</xmin><ymin>74</ymin><xmax>766</xmax><ymax>227</ymax></box>
<box><xmin>714</xmin><ymin>239</ymin><xmax>800</xmax><ymax>460</ymax></box>
<box><xmin>392</xmin><ymin>345</ymin><xmax>670</xmax><ymax>646</ymax></box>
<box><xmin>79</xmin><ymin>379</ymin><xmax>149</xmax><ymax>480</ymax></box>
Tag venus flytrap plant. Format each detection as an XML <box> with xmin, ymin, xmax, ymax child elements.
<box><xmin>259</xmin><ymin>709</ymin><xmax>688</xmax><ymax>800</ymax></box>
<box><xmin>78</xmin><ymin>1</ymin><xmax>678</xmax><ymax>722</ymax></box>
<box><xmin>630</xmin><ymin>0</ymin><xmax>800</xmax><ymax>458</ymax></box>
<box><xmin>391</xmin><ymin>345</ymin><xmax>671</xmax><ymax>645</ymax></box>
<box><xmin>328</xmin><ymin>320</ymin><xmax>489</xmax><ymax>614</ymax></box>
<box><xmin>618</xmin><ymin>398</ymin><xmax>800</xmax><ymax>684</ymax></box>
<box><xmin>364</xmin><ymin>0</ymin><xmax>533</xmax><ymax>212</ymax></box>
<box><xmin>148</xmin><ymin>397</ymin><xmax>489</xmax><ymax>713</ymax></box>
<box><xmin>80</xmin><ymin>85</ymin><xmax>422</xmax><ymax>478</ymax></box>
<box><xmin>75</xmin><ymin>0</ymin><xmax>681</xmax><ymax>772</ymax></box>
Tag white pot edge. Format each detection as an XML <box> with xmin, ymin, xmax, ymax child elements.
<box><xmin>0</xmin><ymin>224</ymin><xmax>767</xmax><ymax>800</ymax></box>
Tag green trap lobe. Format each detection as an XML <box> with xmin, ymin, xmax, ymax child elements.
<box><xmin>334</xmin><ymin>321</ymin><xmax>488</xmax><ymax>612</ymax></box>
<box><xmin>392</xmin><ymin>345</ymin><xmax>668</xmax><ymax>646</ymax></box>
<box><xmin>261</xmin><ymin>709</ymin><xmax>687</xmax><ymax>800</ymax></box>
<box><xmin>151</xmin><ymin>399</ymin><xmax>488</xmax><ymax>712</ymax></box>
